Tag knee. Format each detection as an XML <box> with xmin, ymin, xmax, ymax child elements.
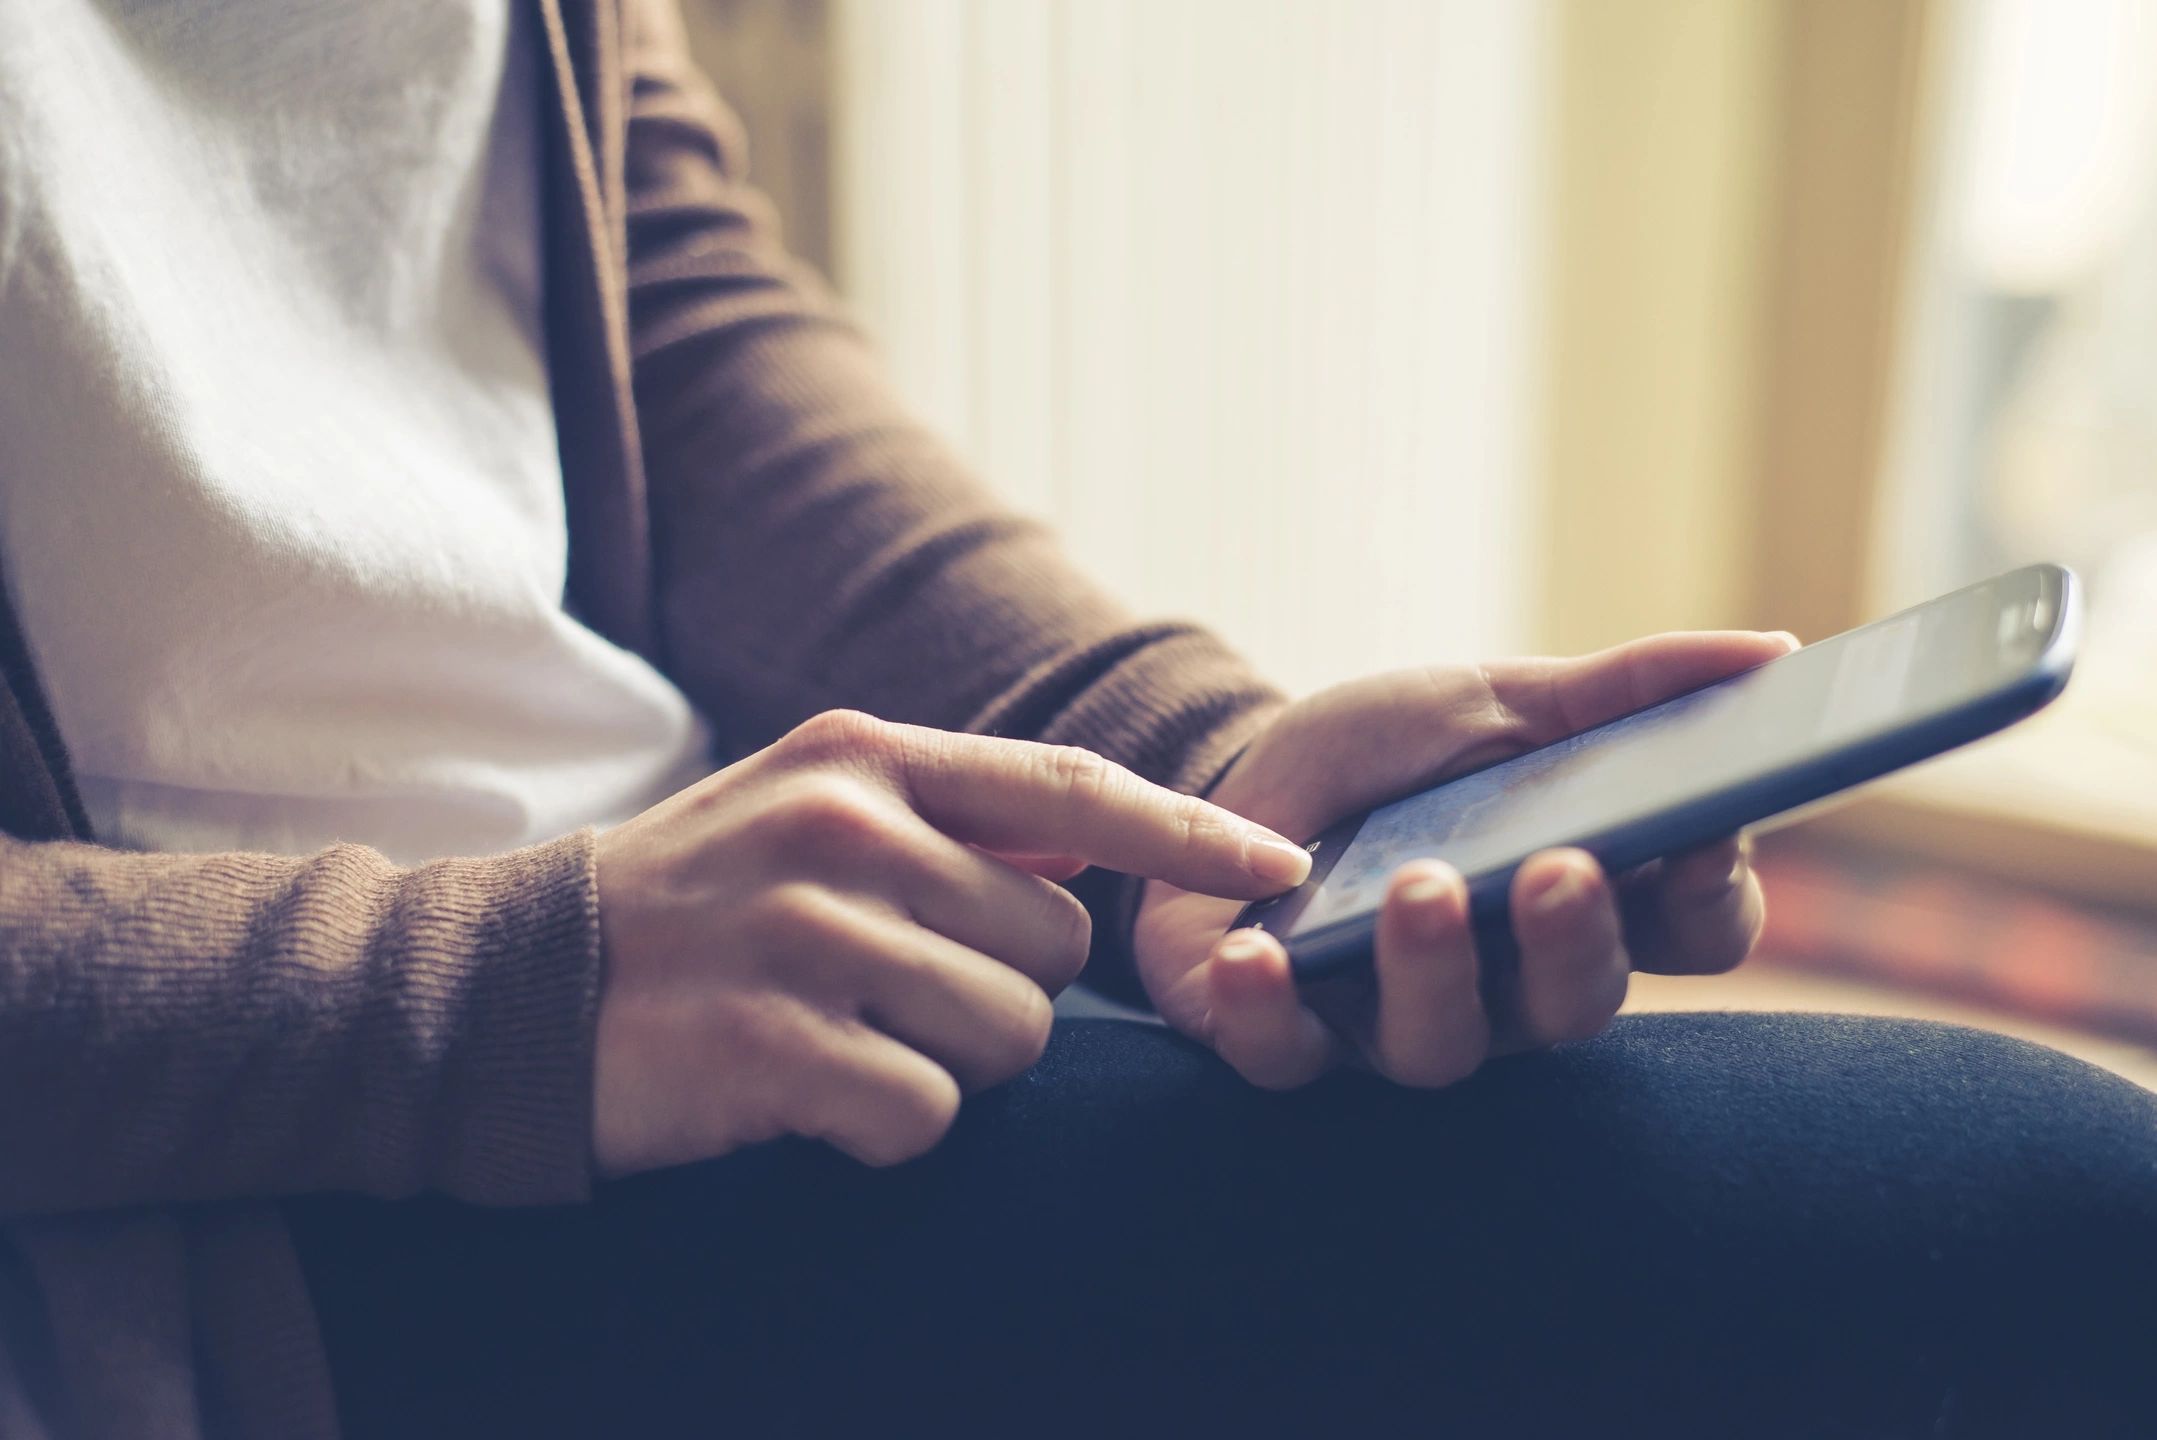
<box><xmin>1600</xmin><ymin>1009</ymin><xmax>2153</xmax><ymax>1123</ymax></box>
<box><xmin>1557</xmin><ymin>1012</ymin><xmax>2157</xmax><ymax>1221</ymax></box>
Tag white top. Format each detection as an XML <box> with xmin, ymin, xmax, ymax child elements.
<box><xmin>0</xmin><ymin>0</ymin><xmax>712</xmax><ymax>864</ymax></box>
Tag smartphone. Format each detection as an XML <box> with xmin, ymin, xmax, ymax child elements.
<box><xmin>1234</xmin><ymin>563</ymin><xmax>2080</xmax><ymax>981</ymax></box>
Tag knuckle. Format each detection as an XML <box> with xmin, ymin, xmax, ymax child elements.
<box><xmin>742</xmin><ymin>881</ymin><xmax>845</xmax><ymax>949</ymax></box>
<box><xmin>782</xmin><ymin>709</ymin><xmax>896</xmax><ymax>766</ymax></box>
<box><xmin>773</xmin><ymin>775</ymin><xmax>896</xmax><ymax>857</ymax></box>
<box><xmin>1166</xmin><ymin>794</ymin><xmax>1229</xmax><ymax>864</ymax></box>
<box><xmin>866</xmin><ymin>1069</ymin><xmax>962</xmax><ymax>1166</ymax></box>
<box><xmin>1040</xmin><ymin>744</ymin><xmax>1115</xmax><ymax>808</ymax></box>
<box><xmin>1039</xmin><ymin>888</ymin><xmax>1093</xmax><ymax>990</ymax></box>
<box><xmin>990</xmin><ymin>985</ymin><xmax>1056</xmax><ymax>1078</ymax></box>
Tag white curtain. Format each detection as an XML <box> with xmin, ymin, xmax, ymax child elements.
<box><xmin>832</xmin><ymin>0</ymin><xmax>1548</xmax><ymax>695</ymax></box>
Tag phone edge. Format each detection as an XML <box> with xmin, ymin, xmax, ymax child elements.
<box><xmin>1282</xmin><ymin>563</ymin><xmax>2081</xmax><ymax>982</ymax></box>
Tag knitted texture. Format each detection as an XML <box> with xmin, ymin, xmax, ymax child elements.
<box><xmin>0</xmin><ymin>0</ymin><xmax>1282</xmax><ymax>1434</ymax></box>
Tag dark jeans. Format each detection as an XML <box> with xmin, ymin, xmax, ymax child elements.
<box><xmin>288</xmin><ymin>1014</ymin><xmax>2157</xmax><ymax>1438</ymax></box>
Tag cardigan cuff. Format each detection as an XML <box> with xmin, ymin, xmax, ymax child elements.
<box><xmin>390</xmin><ymin>828</ymin><xmax>607</xmax><ymax>1207</ymax></box>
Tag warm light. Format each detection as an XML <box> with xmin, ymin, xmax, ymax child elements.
<box><xmin>1960</xmin><ymin>0</ymin><xmax>2157</xmax><ymax>293</ymax></box>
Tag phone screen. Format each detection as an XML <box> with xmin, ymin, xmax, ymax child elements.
<box><xmin>1267</xmin><ymin>566</ymin><xmax>2067</xmax><ymax>947</ymax></box>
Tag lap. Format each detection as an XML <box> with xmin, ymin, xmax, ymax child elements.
<box><xmin>289</xmin><ymin>1013</ymin><xmax>2157</xmax><ymax>1438</ymax></box>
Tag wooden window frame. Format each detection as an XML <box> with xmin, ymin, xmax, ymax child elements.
<box><xmin>1754</xmin><ymin>0</ymin><xmax>2157</xmax><ymax>913</ymax></box>
<box><xmin>1545</xmin><ymin>0</ymin><xmax>2157</xmax><ymax>914</ymax></box>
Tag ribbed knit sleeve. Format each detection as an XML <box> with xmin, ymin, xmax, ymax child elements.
<box><xmin>0</xmin><ymin>829</ymin><xmax>603</xmax><ymax>1218</ymax></box>
<box><xmin>618</xmin><ymin>1</ymin><xmax>1287</xmax><ymax>983</ymax></box>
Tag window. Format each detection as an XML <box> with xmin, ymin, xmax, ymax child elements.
<box><xmin>1871</xmin><ymin>0</ymin><xmax>2157</xmax><ymax>874</ymax></box>
<box><xmin>827</xmin><ymin>0</ymin><xmax>1549</xmax><ymax>695</ymax></box>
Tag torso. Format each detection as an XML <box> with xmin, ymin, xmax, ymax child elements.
<box><xmin>0</xmin><ymin>0</ymin><xmax>710</xmax><ymax>861</ymax></box>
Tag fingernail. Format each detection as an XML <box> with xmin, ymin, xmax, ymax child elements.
<box><xmin>1217</xmin><ymin>934</ymin><xmax>1266</xmax><ymax>964</ymax></box>
<box><xmin>1402</xmin><ymin>874</ymin><xmax>1454</xmax><ymax>909</ymax></box>
<box><xmin>1768</xmin><ymin>630</ymin><xmax>1801</xmax><ymax>651</ymax></box>
<box><xmin>1533</xmin><ymin>864</ymin><xmax>1589</xmax><ymax>917</ymax></box>
<box><xmin>1402</xmin><ymin>870</ymin><xmax>1461</xmax><ymax>941</ymax></box>
<box><xmin>1246</xmin><ymin>834</ymin><xmax>1313</xmax><ymax>887</ymax></box>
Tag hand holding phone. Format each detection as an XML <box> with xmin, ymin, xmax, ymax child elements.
<box><xmin>1129</xmin><ymin>564</ymin><xmax>2075</xmax><ymax>1091</ymax></box>
<box><xmin>1131</xmin><ymin>633</ymin><xmax>1790</xmax><ymax>1086</ymax></box>
<box><xmin>1237</xmin><ymin>564</ymin><xmax>2076</xmax><ymax>980</ymax></box>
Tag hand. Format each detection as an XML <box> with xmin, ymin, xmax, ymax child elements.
<box><xmin>1133</xmin><ymin>631</ymin><xmax>1798</xmax><ymax>1089</ymax></box>
<box><xmin>591</xmin><ymin>709</ymin><xmax>1311</xmax><ymax>1175</ymax></box>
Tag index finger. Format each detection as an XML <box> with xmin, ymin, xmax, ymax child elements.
<box><xmin>891</xmin><ymin>728</ymin><xmax>1312</xmax><ymax>900</ymax></box>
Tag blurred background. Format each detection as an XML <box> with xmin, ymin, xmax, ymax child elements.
<box><xmin>681</xmin><ymin>0</ymin><xmax>2157</xmax><ymax>1083</ymax></box>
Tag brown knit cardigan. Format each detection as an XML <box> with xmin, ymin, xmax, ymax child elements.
<box><xmin>0</xmin><ymin>2</ymin><xmax>1281</xmax><ymax>1433</ymax></box>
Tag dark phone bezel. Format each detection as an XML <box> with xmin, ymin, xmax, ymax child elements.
<box><xmin>1235</xmin><ymin>563</ymin><xmax>2079</xmax><ymax>983</ymax></box>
